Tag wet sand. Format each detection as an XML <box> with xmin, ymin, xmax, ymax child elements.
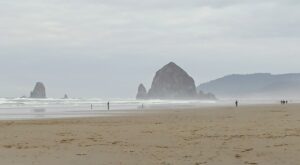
<box><xmin>0</xmin><ymin>104</ymin><xmax>300</xmax><ymax>165</ymax></box>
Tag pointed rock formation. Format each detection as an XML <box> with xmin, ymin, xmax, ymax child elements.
<box><xmin>136</xmin><ymin>62</ymin><xmax>217</xmax><ymax>100</ymax></box>
<box><xmin>30</xmin><ymin>82</ymin><xmax>46</xmax><ymax>98</ymax></box>
<box><xmin>147</xmin><ymin>62</ymin><xmax>198</xmax><ymax>99</ymax></box>
<box><xmin>63</xmin><ymin>94</ymin><xmax>68</xmax><ymax>99</ymax></box>
<box><xmin>136</xmin><ymin>84</ymin><xmax>148</xmax><ymax>99</ymax></box>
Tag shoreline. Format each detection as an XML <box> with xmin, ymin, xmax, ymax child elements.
<box><xmin>0</xmin><ymin>102</ymin><xmax>293</xmax><ymax>121</ymax></box>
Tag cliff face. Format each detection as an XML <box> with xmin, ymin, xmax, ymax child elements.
<box><xmin>136</xmin><ymin>84</ymin><xmax>148</xmax><ymax>99</ymax></box>
<box><xmin>30</xmin><ymin>82</ymin><xmax>46</xmax><ymax>98</ymax></box>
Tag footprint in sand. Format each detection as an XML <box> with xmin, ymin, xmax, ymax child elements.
<box><xmin>273</xmin><ymin>144</ymin><xmax>288</xmax><ymax>147</ymax></box>
<box><xmin>244</xmin><ymin>161</ymin><xmax>258</xmax><ymax>165</ymax></box>
<box><xmin>59</xmin><ymin>139</ymin><xmax>75</xmax><ymax>144</ymax></box>
<box><xmin>156</xmin><ymin>145</ymin><xmax>169</xmax><ymax>149</ymax></box>
<box><xmin>3</xmin><ymin>145</ymin><xmax>12</xmax><ymax>149</ymax></box>
<box><xmin>235</xmin><ymin>154</ymin><xmax>242</xmax><ymax>159</ymax></box>
<box><xmin>112</xmin><ymin>141</ymin><xmax>122</xmax><ymax>145</ymax></box>
<box><xmin>241</xmin><ymin>148</ymin><xmax>254</xmax><ymax>153</ymax></box>
<box><xmin>76</xmin><ymin>153</ymin><xmax>87</xmax><ymax>156</ymax></box>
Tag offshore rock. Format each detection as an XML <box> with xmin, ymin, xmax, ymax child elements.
<box><xmin>63</xmin><ymin>94</ymin><xmax>68</xmax><ymax>99</ymax></box>
<box><xmin>147</xmin><ymin>62</ymin><xmax>197</xmax><ymax>99</ymax></box>
<box><xmin>136</xmin><ymin>84</ymin><xmax>148</xmax><ymax>99</ymax></box>
<box><xmin>30</xmin><ymin>82</ymin><xmax>46</xmax><ymax>98</ymax></box>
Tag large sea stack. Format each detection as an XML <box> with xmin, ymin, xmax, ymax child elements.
<box><xmin>136</xmin><ymin>62</ymin><xmax>216</xmax><ymax>100</ymax></box>
<box><xmin>136</xmin><ymin>84</ymin><xmax>148</xmax><ymax>99</ymax></box>
<box><xmin>147</xmin><ymin>62</ymin><xmax>198</xmax><ymax>99</ymax></box>
<box><xmin>30</xmin><ymin>82</ymin><xmax>46</xmax><ymax>98</ymax></box>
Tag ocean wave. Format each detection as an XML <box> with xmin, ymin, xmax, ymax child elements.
<box><xmin>0</xmin><ymin>97</ymin><xmax>216</xmax><ymax>108</ymax></box>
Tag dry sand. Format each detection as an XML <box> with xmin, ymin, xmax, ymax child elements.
<box><xmin>0</xmin><ymin>104</ymin><xmax>300</xmax><ymax>165</ymax></box>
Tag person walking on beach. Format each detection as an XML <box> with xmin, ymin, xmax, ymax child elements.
<box><xmin>235</xmin><ymin>100</ymin><xmax>239</xmax><ymax>107</ymax></box>
<box><xmin>107</xmin><ymin>102</ymin><xmax>110</xmax><ymax>111</ymax></box>
<box><xmin>282</xmin><ymin>100</ymin><xmax>286</xmax><ymax>104</ymax></box>
<box><xmin>91</xmin><ymin>104</ymin><xmax>93</xmax><ymax>110</ymax></box>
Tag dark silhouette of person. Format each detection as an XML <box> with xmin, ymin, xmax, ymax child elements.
<box><xmin>107</xmin><ymin>102</ymin><xmax>110</xmax><ymax>111</ymax></box>
<box><xmin>91</xmin><ymin>104</ymin><xmax>93</xmax><ymax>110</ymax></box>
<box><xmin>235</xmin><ymin>100</ymin><xmax>238</xmax><ymax>107</ymax></box>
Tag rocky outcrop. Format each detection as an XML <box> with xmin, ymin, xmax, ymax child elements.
<box><xmin>147</xmin><ymin>62</ymin><xmax>197</xmax><ymax>99</ymax></box>
<box><xmin>197</xmin><ymin>90</ymin><xmax>216</xmax><ymax>100</ymax></box>
<box><xmin>136</xmin><ymin>84</ymin><xmax>148</xmax><ymax>99</ymax></box>
<box><xmin>136</xmin><ymin>62</ymin><xmax>216</xmax><ymax>100</ymax></box>
<box><xmin>63</xmin><ymin>94</ymin><xmax>68</xmax><ymax>99</ymax></box>
<box><xmin>30</xmin><ymin>82</ymin><xmax>46</xmax><ymax>98</ymax></box>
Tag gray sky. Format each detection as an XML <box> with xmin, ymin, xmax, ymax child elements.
<box><xmin>0</xmin><ymin>0</ymin><xmax>300</xmax><ymax>98</ymax></box>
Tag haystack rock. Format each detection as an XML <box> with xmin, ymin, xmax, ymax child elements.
<box><xmin>147</xmin><ymin>62</ymin><xmax>198</xmax><ymax>99</ymax></box>
<box><xmin>136</xmin><ymin>84</ymin><xmax>148</xmax><ymax>99</ymax></box>
<box><xmin>30</xmin><ymin>82</ymin><xmax>46</xmax><ymax>98</ymax></box>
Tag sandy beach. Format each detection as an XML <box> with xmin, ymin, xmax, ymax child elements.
<box><xmin>0</xmin><ymin>104</ymin><xmax>300</xmax><ymax>165</ymax></box>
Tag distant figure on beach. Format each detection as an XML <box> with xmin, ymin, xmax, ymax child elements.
<box><xmin>107</xmin><ymin>102</ymin><xmax>110</xmax><ymax>111</ymax></box>
<box><xmin>142</xmin><ymin>104</ymin><xmax>144</xmax><ymax>109</ymax></box>
<box><xmin>281</xmin><ymin>100</ymin><xmax>288</xmax><ymax>105</ymax></box>
<box><xmin>235</xmin><ymin>100</ymin><xmax>238</xmax><ymax>107</ymax></box>
<box><xmin>91</xmin><ymin>104</ymin><xmax>93</xmax><ymax>110</ymax></box>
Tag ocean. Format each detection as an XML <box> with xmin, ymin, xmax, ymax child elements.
<box><xmin>0</xmin><ymin>97</ymin><xmax>293</xmax><ymax>120</ymax></box>
<box><xmin>0</xmin><ymin>98</ymin><xmax>217</xmax><ymax>120</ymax></box>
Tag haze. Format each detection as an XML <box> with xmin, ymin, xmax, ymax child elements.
<box><xmin>1</xmin><ymin>0</ymin><xmax>300</xmax><ymax>98</ymax></box>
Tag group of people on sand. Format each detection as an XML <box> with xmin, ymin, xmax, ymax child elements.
<box><xmin>281</xmin><ymin>100</ymin><xmax>288</xmax><ymax>104</ymax></box>
<box><xmin>235</xmin><ymin>100</ymin><xmax>290</xmax><ymax>107</ymax></box>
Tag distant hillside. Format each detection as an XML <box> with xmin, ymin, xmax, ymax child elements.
<box><xmin>197</xmin><ymin>73</ymin><xmax>300</xmax><ymax>99</ymax></box>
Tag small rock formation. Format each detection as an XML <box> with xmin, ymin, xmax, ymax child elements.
<box><xmin>30</xmin><ymin>82</ymin><xmax>46</xmax><ymax>98</ymax></box>
<box><xmin>136</xmin><ymin>84</ymin><xmax>148</xmax><ymax>99</ymax></box>
<box><xmin>197</xmin><ymin>90</ymin><xmax>216</xmax><ymax>100</ymax></box>
<box><xmin>63</xmin><ymin>94</ymin><xmax>68</xmax><ymax>99</ymax></box>
<box><xmin>147</xmin><ymin>62</ymin><xmax>197</xmax><ymax>99</ymax></box>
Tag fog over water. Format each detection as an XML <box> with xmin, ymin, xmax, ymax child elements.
<box><xmin>1</xmin><ymin>0</ymin><xmax>300</xmax><ymax>98</ymax></box>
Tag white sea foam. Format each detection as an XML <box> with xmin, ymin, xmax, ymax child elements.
<box><xmin>0</xmin><ymin>98</ymin><xmax>218</xmax><ymax>119</ymax></box>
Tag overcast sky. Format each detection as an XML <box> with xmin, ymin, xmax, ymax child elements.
<box><xmin>0</xmin><ymin>0</ymin><xmax>300</xmax><ymax>98</ymax></box>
